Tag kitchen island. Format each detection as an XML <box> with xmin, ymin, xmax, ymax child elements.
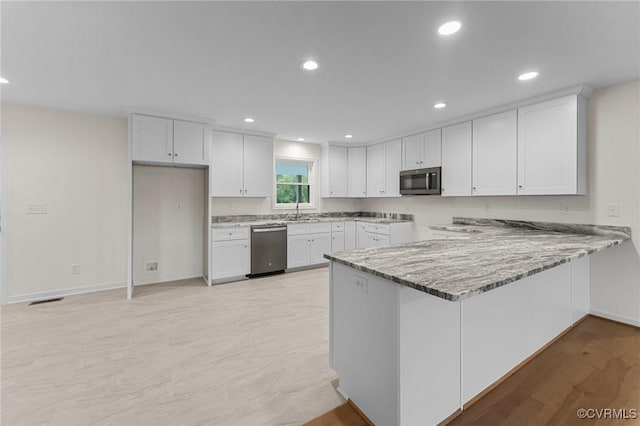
<box><xmin>325</xmin><ymin>218</ymin><xmax>631</xmax><ymax>425</ymax></box>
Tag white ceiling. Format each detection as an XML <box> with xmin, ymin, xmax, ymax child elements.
<box><xmin>2</xmin><ymin>1</ymin><xmax>639</xmax><ymax>144</ymax></box>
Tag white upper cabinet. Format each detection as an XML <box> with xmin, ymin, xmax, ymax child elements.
<box><xmin>211</xmin><ymin>131</ymin><xmax>244</xmax><ymax>196</ymax></box>
<box><xmin>441</xmin><ymin>121</ymin><xmax>473</xmax><ymax>197</ymax></box>
<box><xmin>347</xmin><ymin>147</ymin><xmax>367</xmax><ymax>197</ymax></box>
<box><xmin>132</xmin><ymin>115</ymin><xmax>174</xmax><ymax>163</ymax></box>
<box><xmin>322</xmin><ymin>145</ymin><xmax>348</xmax><ymax>197</ymax></box>
<box><xmin>173</xmin><ymin>120</ymin><xmax>210</xmax><ymax>166</ymax></box>
<box><xmin>367</xmin><ymin>143</ymin><xmax>386</xmax><ymax>197</ymax></box>
<box><xmin>384</xmin><ymin>139</ymin><xmax>402</xmax><ymax>197</ymax></box>
<box><xmin>517</xmin><ymin>95</ymin><xmax>586</xmax><ymax>195</ymax></box>
<box><xmin>210</xmin><ymin>132</ymin><xmax>273</xmax><ymax>197</ymax></box>
<box><xmin>132</xmin><ymin>114</ymin><xmax>210</xmax><ymax>166</ymax></box>
<box><xmin>472</xmin><ymin>111</ymin><xmax>517</xmax><ymax>196</ymax></box>
<box><xmin>243</xmin><ymin>135</ymin><xmax>273</xmax><ymax>197</ymax></box>
<box><xmin>402</xmin><ymin>129</ymin><xmax>441</xmax><ymax>170</ymax></box>
<box><xmin>367</xmin><ymin>140</ymin><xmax>401</xmax><ymax>197</ymax></box>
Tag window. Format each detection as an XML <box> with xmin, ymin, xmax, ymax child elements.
<box><xmin>275</xmin><ymin>159</ymin><xmax>315</xmax><ymax>208</ymax></box>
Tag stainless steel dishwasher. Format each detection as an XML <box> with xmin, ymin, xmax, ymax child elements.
<box><xmin>250</xmin><ymin>224</ymin><xmax>287</xmax><ymax>277</ymax></box>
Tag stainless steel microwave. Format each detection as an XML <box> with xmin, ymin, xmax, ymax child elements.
<box><xmin>399</xmin><ymin>167</ymin><xmax>441</xmax><ymax>195</ymax></box>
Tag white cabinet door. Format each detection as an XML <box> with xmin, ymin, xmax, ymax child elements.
<box><xmin>384</xmin><ymin>139</ymin><xmax>402</xmax><ymax>197</ymax></box>
<box><xmin>328</xmin><ymin>146</ymin><xmax>348</xmax><ymax>197</ymax></box>
<box><xmin>402</xmin><ymin>134</ymin><xmax>424</xmax><ymax>170</ymax></box>
<box><xmin>309</xmin><ymin>233</ymin><xmax>332</xmax><ymax>264</ymax></box>
<box><xmin>211</xmin><ymin>131</ymin><xmax>244</xmax><ymax>196</ymax></box>
<box><xmin>441</xmin><ymin>121</ymin><xmax>472</xmax><ymax>197</ymax></box>
<box><xmin>212</xmin><ymin>239</ymin><xmax>250</xmax><ymax>280</ymax></box>
<box><xmin>375</xmin><ymin>234</ymin><xmax>390</xmax><ymax>247</ymax></box>
<box><xmin>287</xmin><ymin>234</ymin><xmax>310</xmax><ymax>268</ymax></box>
<box><xmin>367</xmin><ymin>143</ymin><xmax>386</xmax><ymax>197</ymax></box>
<box><xmin>243</xmin><ymin>135</ymin><xmax>273</xmax><ymax>197</ymax></box>
<box><xmin>472</xmin><ymin>111</ymin><xmax>517</xmax><ymax>196</ymax></box>
<box><xmin>332</xmin><ymin>232</ymin><xmax>345</xmax><ymax>253</ymax></box>
<box><xmin>345</xmin><ymin>221</ymin><xmax>356</xmax><ymax>250</ymax></box>
<box><xmin>423</xmin><ymin>129</ymin><xmax>442</xmax><ymax>168</ymax></box>
<box><xmin>348</xmin><ymin>147</ymin><xmax>367</xmax><ymax>197</ymax></box>
<box><xmin>517</xmin><ymin>95</ymin><xmax>579</xmax><ymax>195</ymax></box>
<box><xmin>173</xmin><ymin>120</ymin><xmax>210</xmax><ymax>166</ymax></box>
<box><xmin>132</xmin><ymin>115</ymin><xmax>174</xmax><ymax>163</ymax></box>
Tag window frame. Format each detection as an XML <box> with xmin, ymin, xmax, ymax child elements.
<box><xmin>273</xmin><ymin>156</ymin><xmax>317</xmax><ymax>210</ymax></box>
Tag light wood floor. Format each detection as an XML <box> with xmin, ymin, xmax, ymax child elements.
<box><xmin>1</xmin><ymin>268</ymin><xmax>345</xmax><ymax>425</ymax></box>
<box><xmin>308</xmin><ymin>315</ymin><xmax>640</xmax><ymax>426</ymax></box>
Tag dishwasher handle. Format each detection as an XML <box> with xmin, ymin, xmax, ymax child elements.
<box><xmin>252</xmin><ymin>227</ymin><xmax>287</xmax><ymax>233</ymax></box>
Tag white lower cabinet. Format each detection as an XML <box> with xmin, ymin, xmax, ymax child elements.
<box><xmin>356</xmin><ymin>221</ymin><xmax>413</xmax><ymax>249</ymax></box>
<box><xmin>287</xmin><ymin>223</ymin><xmax>332</xmax><ymax>269</ymax></box>
<box><xmin>345</xmin><ymin>221</ymin><xmax>356</xmax><ymax>250</ymax></box>
<box><xmin>211</xmin><ymin>227</ymin><xmax>250</xmax><ymax>281</ymax></box>
<box><xmin>332</xmin><ymin>232</ymin><xmax>345</xmax><ymax>252</ymax></box>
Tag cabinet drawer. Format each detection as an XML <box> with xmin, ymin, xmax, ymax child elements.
<box><xmin>309</xmin><ymin>222</ymin><xmax>332</xmax><ymax>234</ymax></box>
<box><xmin>212</xmin><ymin>227</ymin><xmax>250</xmax><ymax>241</ymax></box>
<box><xmin>331</xmin><ymin>222</ymin><xmax>345</xmax><ymax>232</ymax></box>
<box><xmin>287</xmin><ymin>223</ymin><xmax>309</xmax><ymax>235</ymax></box>
<box><xmin>362</xmin><ymin>222</ymin><xmax>390</xmax><ymax>235</ymax></box>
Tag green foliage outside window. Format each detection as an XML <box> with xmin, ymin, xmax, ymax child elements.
<box><xmin>276</xmin><ymin>161</ymin><xmax>312</xmax><ymax>205</ymax></box>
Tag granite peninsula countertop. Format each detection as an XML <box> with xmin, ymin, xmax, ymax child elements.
<box><xmin>324</xmin><ymin>218</ymin><xmax>632</xmax><ymax>302</ymax></box>
<box><xmin>210</xmin><ymin>212</ymin><xmax>413</xmax><ymax>228</ymax></box>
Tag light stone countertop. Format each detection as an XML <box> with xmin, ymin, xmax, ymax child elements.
<box><xmin>210</xmin><ymin>212</ymin><xmax>413</xmax><ymax>228</ymax></box>
<box><xmin>324</xmin><ymin>218</ymin><xmax>631</xmax><ymax>301</ymax></box>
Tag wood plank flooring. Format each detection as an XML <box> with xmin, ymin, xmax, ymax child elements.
<box><xmin>308</xmin><ymin>315</ymin><xmax>640</xmax><ymax>426</ymax></box>
<box><xmin>1</xmin><ymin>268</ymin><xmax>345</xmax><ymax>425</ymax></box>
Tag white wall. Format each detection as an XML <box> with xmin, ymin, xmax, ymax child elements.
<box><xmin>360</xmin><ymin>80</ymin><xmax>640</xmax><ymax>324</ymax></box>
<box><xmin>133</xmin><ymin>165</ymin><xmax>205</xmax><ymax>285</ymax></box>
<box><xmin>2</xmin><ymin>104</ymin><xmax>128</xmax><ymax>301</ymax></box>
<box><xmin>211</xmin><ymin>138</ymin><xmax>360</xmax><ymax>216</ymax></box>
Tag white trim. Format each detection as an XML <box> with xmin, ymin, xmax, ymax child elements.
<box><xmin>8</xmin><ymin>281</ymin><xmax>127</xmax><ymax>304</ymax></box>
<box><xmin>342</xmin><ymin>84</ymin><xmax>594</xmax><ymax>147</ymax></box>
<box><xmin>127</xmin><ymin>114</ymin><xmax>133</xmax><ymax>299</ymax></box>
<box><xmin>590</xmin><ymin>309</ymin><xmax>640</xmax><ymax>327</ymax></box>
<box><xmin>273</xmin><ymin>156</ymin><xmax>318</xmax><ymax>210</ymax></box>
<box><xmin>124</xmin><ymin>107</ymin><xmax>215</xmax><ymax>126</ymax></box>
<box><xmin>0</xmin><ymin>129</ymin><xmax>9</xmax><ymax>305</ymax></box>
<box><xmin>210</xmin><ymin>124</ymin><xmax>277</xmax><ymax>139</ymax></box>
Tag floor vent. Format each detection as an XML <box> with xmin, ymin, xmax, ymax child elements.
<box><xmin>29</xmin><ymin>297</ymin><xmax>64</xmax><ymax>306</ymax></box>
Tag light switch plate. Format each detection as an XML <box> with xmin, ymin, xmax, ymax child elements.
<box><xmin>607</xmin><ymin>204</ymin><xmax>620</xmax><ymax>217</ymax></box>
<box><xmin>27</xmin><ymin>204</ymin><xmax>48</xmax><ymax>214</ymax></box>
<box><xmin>354</xmin><ymin>276</ymin><xmax>368</xmax><ymax>294</ymax></box>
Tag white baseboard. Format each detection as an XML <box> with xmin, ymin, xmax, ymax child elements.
<box><xmin>590</xmin><ymin>308</ymin><xmax>640</xmax><ymax>327</ymax></box>
<box><xmin>7</xmin><ymin>281</ymin><xmax>126</xmax><ymax>304</ymax></box>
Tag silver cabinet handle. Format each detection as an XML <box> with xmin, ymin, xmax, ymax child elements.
<box><xmin>473</xmin><ymin>187</ymin><xmax>476</xmax><ymax>190</ymax></box>
<box><xmin>244</xmin><ymin>189</ymin><xmax>247</xmax><ymax>194</ymax></box>
<box><xmin>174</xmin><ymin>153</ymin><xmax>178</xmax><ymax>157</ymax></box>
<box><xmin>244</xmin><ymin>245</ymin><xmax>247</xmax><ymax>248</ymax></box>
<box><xmin>168</xmin><ymin>153</ymin><xmax>172</xmax><ymax>156</ymax></box>
<box><xmin>518</xmin><ymin>185</ymin><xmax>523</xmax><ymax>188</ymax></box>
<box><xmin>239</xmin><ymin>189</ymin><xmax>242</xmax><ymax>193</ymax></box>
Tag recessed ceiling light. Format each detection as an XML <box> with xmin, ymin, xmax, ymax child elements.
<box><xmin>518</xmin><ymin>71</ymin><xmax>539</xmax><ymax>81</ymax></box>
<box><xmin>433</xmin><ymin>102</ymin><xmax>447</xmax><ymax>109</ymax></box>
<box><xmin>301</xmin><ymin>60</ymin><xmax>319</xmax><ymax>71</ymax></box>
<box><xmin>0</xmin><ymin>77</ymin><xmax>9</xmax><ymax>84</ymax></box>
<box><xmin>345</xmin><ymin>134</ymin><xmax>353</xmax><ymax>139</ymax></box>
<box><xmin>243</xmin><ymin>117</ymin><xmax>255</xmax><ymax>123</ymax></box>
<box><xmin>297</xmin><ymin>138</ymin><xmax>305</xmax><ymax>142</ymax></box>
<box><xmin>438</xmin><ymin>21</ymin><xmax>461</xmax><ymax>36</ymax></box>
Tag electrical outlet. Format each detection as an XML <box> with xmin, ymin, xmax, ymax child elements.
<box><xmin>607</xmin><ymin>203</ymin><xmax>620</xmax><ymax>217</ymax></box>
<box><xmin>145</xmin><ymin>261</ymin><xmax>158</xmax><ymax>272</ymax></box>
<box><xmin>231</xmin><ymin>203</ymin><xmax>236</xmax><ymax>211</ymax></box>
<box><xmin>561</xmin><ymin>205</ymin><xmax>569</xmax><ymax>215</ymax></box>
<box><xmin>485</xmin><ymin>203</ymin><xmax>491</xmax><ymax>212</ymax></box>
<box><xmin>71</xmin><ymin>264</ymin><xmax>80</xmax><ymax>274</ymax></box>
<box><xmin>27</xmin><ymin>204</ymin><xmax>48</xmax><ymax>214</ymax></box>
<box><xmin>176</xmin><ymin>202</ymin><xmax>183</xmax><ymax>212</ymax></box>
<box><xmin>354</xmin><ymin>277</ymin><xmax>368</xmax><ymax>294</ymax></box>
